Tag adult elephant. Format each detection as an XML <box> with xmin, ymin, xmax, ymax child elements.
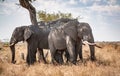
<box><xmin>48</xmin><ymin>20</ymin><xmax>79</xmax><ymax>64</ymax></box>
<box><xmin>9</xmin><ymin>25</ymin><xmax>48</xmax><ymax>64</ymax></box>
<box><xmin>77</xmin><ymin>22</ymin><xmax>96</xmax><ymax>61</ymax></box>
<box><xmin>65</xmin><ymin>22</ymin><xmax>99</xmax><ymax>62</ymax></box>
<box><xmin>9</xmin><ymin>26</ymin><xmax>29</xmax><ymax>64</ymax></box>
<box><xmin>10</xmin><ymin>18</ymin><xmax>74</xmax><ymax>65</ymax></box>
<box><xmin>48</xmin><ymin>20</ymin><xmax>97</xmax><ymax>64</ymax></box>
<box><xmin>9</xmin><ymin>23</ymin><xmax>51</xmax><ymax>64</ymax></box>
<box><xmin>10</xmin><ymin>25</ymin><xmax>49</xmax><ymax>65</ymax></box>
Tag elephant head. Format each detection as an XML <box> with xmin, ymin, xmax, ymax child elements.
<box><xmin>77</xmin><ymin>22</ymin><xmax>96</xmax><ymax>61</ymax></box>
<box><xmin>10</xmin><ymin>26</ymin><xmax>29</xmax><ymax>45</ymax></box>
<box><xmin>9</xmin><ymin>26</ymin><xmax>33</xmax><ymax>63</ymax></box>
<box><xmin>78</xmin><ymin>23</ymin><xmax>94</xmax><ymax>42</ymax></box>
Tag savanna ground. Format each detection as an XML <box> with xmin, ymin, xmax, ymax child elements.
<box><xmin>0</xmin><ymin>41</ymin><xmax>120</xmax><ymax>76</ymax></box>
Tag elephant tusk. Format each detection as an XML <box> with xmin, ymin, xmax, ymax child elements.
<box><xmin>82</xmin><ymin>42</ymin><xmax>85</xmax><ymax>45</ymax></box>
<box><xmin>82</xmin><ymin>41</ymin><xmax>102</xmax><ymax>48</ymax></box>
<box><xmin>94</xmin><ymin>44</ymin><xmax>102</xmax><ymax>48</ymax></box>
<box><xmin>82</xmin><ymin>41</ymin><xmax>96</xmax><ymax>45</ymax></box>
<box><xmin>9</xmin><ymin>43</ymin><xmax>14</xmax><ymax>46</ymax></box>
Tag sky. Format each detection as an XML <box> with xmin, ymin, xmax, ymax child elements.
<box><xmin>0</xmin><ymin>0</ymin><xmax>120</xmax><ymax>42</ymax></box>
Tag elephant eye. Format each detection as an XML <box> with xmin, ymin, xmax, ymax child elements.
<box><xmin>83</xmin><ymin>29</ymin><xmax>89</xmax><ymax>33</ymax></box>
<box><xmin>82</xmin><ymin>29</ymin><xmax>86</xmax><ymax>33</ymax></box>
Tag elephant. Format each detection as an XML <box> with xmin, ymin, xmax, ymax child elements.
<box><xmin>77</xmin><ymin>22</ymin><xmax>96</xmax><ymax>61</ymax></box>
<box><xmin>48</xmin><ymin>20</ymin><xmax>79</xmax><ymax>64</ymax></box>
<box><xmin>48</xmin><ymin>20</ymin><xmax>97</xmax><ymax>64</ymax></box>
<box><xmin>9</xmin><ymin>26</ymin><xmax>28</xmax><ymax>64</ymax></box>
<box><xmin>9</xmin><ymin>25</ymin><xmax>50</xmax><ymax>65</ymax></box>
<box><xmin>10</xmin><ymin>18</ymin><xmax>74</xmax><ymax>65</ymax></box>
<box><xmin>9</xmin><ymin>25</ymin><xmax>51</xmax><ymax>64</ymax></box>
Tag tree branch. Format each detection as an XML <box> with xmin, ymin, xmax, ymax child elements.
<box><xmin>19</xmin><ymin>0</ymin><xmax>38</xmax><ymax>25</ymax></box>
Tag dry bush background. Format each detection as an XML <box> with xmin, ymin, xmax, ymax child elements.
<box><xmin>0</xmin><ymin>42</ymin><xmax>120</xmax><ymax>76</ymax></box>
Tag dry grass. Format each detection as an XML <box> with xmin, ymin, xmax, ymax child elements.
<box><xmin>0</xmin><ymin>42</ymin><xmax>120</xmax><ymax>76</ymax></box>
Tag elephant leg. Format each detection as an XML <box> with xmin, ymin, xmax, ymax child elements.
<box><xmin>26</xmin><ymin>43</ymin><xmax>37</xmax><ymax>65</ymax></box>
<box><xmin>10</xmin><ymin>45</ymin><xmax>16</xmax><ymax>64</ymax></box>
<box><xmin>50</xmin><ymin>46</ymin><xmax>58</xmax><ymax>65</ymax></box>
<box><xmin>50</xmin><ymin>50</ymin><xmax>56</xmax><ymax>64</ymax></box>
<box><xmin>38</xmin><ymin>48</ymin><xmax>47</xmax><ymax>64</ymax></box>
<box><xmin>77</xmin><ymin>41</ymin><xmax>83</xmax><ymax>61</ymax></box>
<box><xmin>54</xmin><ymin>50</ymin><xmax>64</xmax><ymax>64</ymax></box>
<box><xmin>66</xmin><ymin>36</ymin><xmax>76</xmax><ymax>64</ymax></box>
<box><xmin>27</xmin><ymin>48</ymin><xmax>37</xmax><ymax>65</ymax></box>
<box><xmin>65</xmin><ymin>50</ymin><xmax>69</xmax><ymax>63</ymax></box>
<box><xmin>49</xmin><ymin>43</ymin><xmax>56</xmax><ymax>64</ymax></box>
<box><xmin>79</xmin><ymin>45</ymin><xmax>83</xmax><ymax>61</ymax></box>
<box><xmin>48</xmin><ymin>37</ymin><xmax>57</xmax><ymax>65</ymax></box>
<box><xmin>89</xmin><ymin>45</ymin><xmax>95</xmax><ymax>61</ymax></box>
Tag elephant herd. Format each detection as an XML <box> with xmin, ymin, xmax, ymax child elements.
<box><xmin>9</xmin><ymin>18</ymin><xmax>98</xmax><ymax>65</ymax></box>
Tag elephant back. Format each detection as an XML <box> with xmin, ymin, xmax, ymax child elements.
<box><xmin>47</xmin><ymin>18</ymin><xmax>75</xmax><ymax>28</ymax></box>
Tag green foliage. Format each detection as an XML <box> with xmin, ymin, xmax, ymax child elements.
<box><xmin>3</xmin><ymin>42</ymin><xmax>9</xmax><ymax>47</ymax></box>
<box><xmin>37</xmin><ymin>10</ymin><xmax>73</xmax><ymax>22</ymax></box>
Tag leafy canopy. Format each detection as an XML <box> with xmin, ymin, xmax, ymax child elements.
<box><xmin>37</xmin><ymin>10</ymin><xmax>73</xmax><ymax>22</ymax></box>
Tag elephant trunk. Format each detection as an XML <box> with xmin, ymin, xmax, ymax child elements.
<box><xmin>82</xmin><ymin>35</ymin><xmax>101</xmax><ymax>61</ymax></box>
<box><xmin>9</xmin><ymin>43</ymin><xmax>14</xmax><ymax>46</ymax></box>
<box><xmin>9</xmin><ymin>37</ymin><xmax>17</xmax><ymax>64</ymax></box>
<box><xmin>88</xmin><ymin>36</ymin><xmax>95</xmax><ymax>61</ymax></box>
<box><xmin>10</xmin><ymin>44</ymin><xmax>16</xmax><ymax>64</ymax></box>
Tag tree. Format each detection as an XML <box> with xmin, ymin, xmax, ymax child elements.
<box><xmin>1</xmin><ymin>0</ymin><xmax>37</xmax><ymax>25</ymax></box>
<box><xmin>19</xmin><ymin>0</ymin><xmax>38</xmax><ymax>25</ymax></box>
<box><xmin>37</xmin><ymin>10</ymin><xmax>73</xmax><ymax>22</ymax></box>
<box><xmin>1</xmin><ymin>0</ymin><xmax>81</xmax><ymax>24</ymax></box>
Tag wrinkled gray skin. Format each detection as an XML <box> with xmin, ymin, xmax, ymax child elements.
<box><xmin>24</xmin><ymin>25</ymin><xmax>46</xmax><ymax>65</ymax></box>
<box><xmin>10</xmin><ymin>18</ymin><xmax>74</xmax><ymax>65</ymax></box>
<box><xmin>65</xmin><ymin>22</ymin><xmax>95</xmax><ymax>62</ymax></box>
<box><xmin>10</xmin><ymin>26</ymin><xmax>28</xmax><ymax>64</ymax></box>
<box><xmin>10</xmin><ymin>25</ymin><xmax>51</xmax><ymax>65</ymax></box>
<box><xmin>9</xmin><ymin>25</ymin><xmax>47</xmax><ymax>64</ymax></box>
<box><xmin>9</xmin><ymin>23</ymin><xmax>48</xmax><ymax>64</ymax></box>
<box><xmin>48</xmin><ymin>20</ymin><xmax>95</xmax><ymax>64</ymax></box>
<box><xmin>77</xmin><ymin>22</ymin><xmax>95</xmax><ymax>61</ymax></box>
<box><xmin>48</xmin><ymin>20</ymin><xmax>79</xmax><ymax>64</ymax></box>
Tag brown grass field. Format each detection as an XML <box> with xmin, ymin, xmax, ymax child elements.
<box><xmin>0</xmin><ymin>42</ymin><xmax>120</xmax><ymax>76</ymax></box>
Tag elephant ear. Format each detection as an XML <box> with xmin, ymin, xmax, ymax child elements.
<box><xmin>63</xmin><ymin>20</ymin><xmax>78</xmax><ymax>41</ymax></box>
<box><xmin>24</xmin><ymin>27</ymin><xmax>33</xmax><ymax>41</ymax></box>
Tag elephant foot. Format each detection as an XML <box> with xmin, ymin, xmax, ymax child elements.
<box><xmin>66</xmin><ymin>61</ymin><xmax>75</xmax><ymax>66</ymax></box>
<box><xmin>69</xmin><ymin>58</ymin><xmax>77</xmax><ymax>65</ymax></box>
<box><xmin>27</xmin><ymin>59</ymin><xmax>36</xmax><ymax>65</ymax></box>
<box><xmin>80</xmin><ymin>59</ymin><xmax>83</xmax><ymax>62</ymax></box>
<box><xmin>27</xmin><ymin>62</ymin><xmax>35</xmax><ymax>65</ymax></box>
<box><xmin>91</xmin><ymin>56</ymin><xmax>96</xmax><ymax>61</ymax></box>
<box><xmin>67</xmin><ymin>60</ymin><xmax>76</xmax><ymax>65</ymax></box>
<box><xmin>38</xmin><ymin>60</ymin><xmax>48</xmax><ymax>64</ymax></box>
<box><xmin>72</xmin><ymin>61</ymin><xmax>76</xmax><ymax>65</ymax></box>
<box><xmin>11</xmin><ymin>60</ymin><xmax>16</xmax><ymax>64</ymax></box>
<box><xmin>26</xmin><ymin>56</ymin><xmax>37</xmax><ymax>65</ymax></box>
<box><xmin>50</xmin><ymin>60</ymin><xmax>59</xmax><ymax>65</ymax></box>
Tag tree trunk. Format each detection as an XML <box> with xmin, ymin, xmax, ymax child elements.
<box><xmin>19</xmin><ymin>0</ymin><xmax>38</xmax><ymax>25</ymax></box>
